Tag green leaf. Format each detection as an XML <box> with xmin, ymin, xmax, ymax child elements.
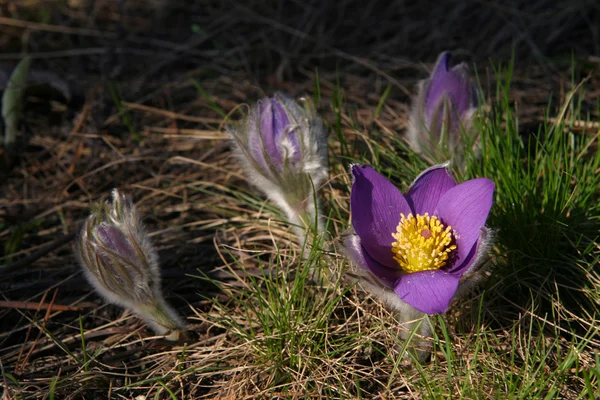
<box><xmin>2</xmin><ymin>56</ymin><xmax>31</xmax><ymax>152</ymax></box>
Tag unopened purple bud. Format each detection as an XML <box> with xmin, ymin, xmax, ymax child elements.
<box><xmin>407</xmin><ymin>52</ymin><xmax>480</xmax><ymax>160</ymax></box>
<box><xmin>244</xmin><ymin>94</ymin><xmax>305</xmax><ymax>174</ymax></box>
<box><xmin>76</xmin><ymin>189</ymin><xmax>185</xmax><ymax>338</ymax></box>
<box><xmin>229</xmin><ymin>93</ymin><xmax>328</xmax><ymax>226</ymax></box>
<box><xmin>424</xmin><ymin>52</ymin><xmax>476</xmax><ymax>132</ymax></box>
<box><xmin>255</xmin><ymin>97</ymin><xmax>302</xmax><ymax>170</ymax></box>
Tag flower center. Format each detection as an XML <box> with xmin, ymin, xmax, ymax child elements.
<box><xmin>391</xmin><ymin>213</ymin><xmax>457</xmax><ymax>273</ymax></box>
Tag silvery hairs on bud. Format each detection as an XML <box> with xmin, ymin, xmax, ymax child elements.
<box><xmin>76</xmin><ymin>189</ymin><xmax>186</xmax><ymax>339</ymax></box>
<box><xmin>228</xmin><ymin>93</ymin><xmax>328</xmax><ymax>238</ymax></box>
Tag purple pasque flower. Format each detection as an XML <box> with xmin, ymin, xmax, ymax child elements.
<box><xmin>229</xmin><ymin>93</ymin><xmax>328</xmax><ymax>236</ymax></box>
<box><xmin>254</xmin><ymin>96</ymin><xmax>302</xmax><ymax>172</ymax></box>
<box><xmin>230</xmin><ymin>93</ymin><xmax>327</xmax><ymax>192</ymax></box>
<box><xmin>344</xmin><ymin>164</ymin><xmax>494</xmax><ymax>314</ymax></box>
<box><xmin>407</xmin><ymin>52</ymin><xmax>478</xmax><ymax>157</ymax></box>
<box><xmin>76</xmin><ymin>189</ymin><xmax>186</xmax><ymax>338</ymax></box>
<box><xmin>77</xmin><ymin>190</ymin><xmax>158</xmax><ymax>305</ymax></box>
<box><xmin>424</xmin><ymin>52</ymin><xmax>476</xmax><ymax>128</ymax></box>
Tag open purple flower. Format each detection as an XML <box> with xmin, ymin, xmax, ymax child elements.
<box><xmin>407</xmin><ymin>52</ymin><xmax>479</xmax><ymax>159</ymax></box>
<box><xmin>344</xmin><ymin>164</ymin><xmax>494</xmax><ymax>314</ymax></box>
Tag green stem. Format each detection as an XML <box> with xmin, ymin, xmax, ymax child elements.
<box><xmin>137</xmin><ymin>297</ymin><xmax>187</xmax><ymax>341</ymax></box>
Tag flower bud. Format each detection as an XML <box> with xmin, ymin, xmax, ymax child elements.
<box><xmin>76</xmin><ymin>189</ymin><xmax>185</xmax><ymax>340</ymax></box>
<box><xmin>407</xmin><ymin>52</ymin><xmax>479</xmax><ymax>161</ymax></box>
<box><xmin>229</xmin><ymin>93</ymin><xmax>328</xmax><ymax>237</ymax></box>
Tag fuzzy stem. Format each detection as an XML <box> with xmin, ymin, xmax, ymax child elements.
<box><xmin>396</xmin><ymin>310</ymin><xmax>433</xmax><ymax>363</ymax></box>
<box><xmin>136</xmin><ymin>297</ymin><xmax>187</xmax><ymax>341</ymax></box>
<box><xmin>282</xmin><ymin>184</ymin><xmax>324</xmax><ymax>246</ymax></box>
<box><xmin>283</xmin><ymin>196</ymin><xmax>338</xmax><ymax>286</ymax></box>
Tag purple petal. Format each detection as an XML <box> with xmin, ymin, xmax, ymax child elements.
<box><xmin>94</xmin><ymin>224</ymin><xmax>143</xmax><ymax>284</ymax></box>
<box><xmin>351</xmin><ymin>165</ymin><xmax>412</xmax><ymax>269</ymax></box>
<box><xmin>344</xmin><ymin>234</ymin><xmax>402</xmax><ymax>288</ymax></box>
<box><xmin>394</xmin><ymin>270</ymin><xmax>460</xmax><ymax>314</ymax></box>
<box><xmin>449</xmin><ymin>226</ymin><xmax>492</xmax><ymax>276</ymax></box>
<box><xmin>95</xmin><ymin>225</ymin><xmax>135</xmax><ymax>261</ymax></box>
<box><xmin>405</xmin><ymin>164</ymin><xmax>457</xmax><ymax>215</ymax></box>
<box><xmin>436</xmin><ymin>178</ymin><xmax>494</xmax><ymax>269</ymax></box>
<box><xmin>425</xmin><ymin>52</ymin><xmax>473</xmax><ymax>124</ymax></box>
<box><xmin>447</xmin><ymin>237</ymin><xmax>478</xmax><ymax>274</ymax></box>
<box><xmin>271</xmin><ymin>97</ymin><xmax>290</xmax><ymax>143</ymax></box>
<box><xmin>450</xmin><ymin>63</ymin><xmax>479</xmax><ymax>113</ymax></box>
<box><xmin>259</xmin><ymin>99</ymin><xmax>283</xmax><ymax>169</ymax></box>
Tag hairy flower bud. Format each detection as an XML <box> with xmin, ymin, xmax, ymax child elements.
<box><xmin>229</xmin><ymin>93</ymin><xmax>328</xmax><ymax>238</ymax></box>
<box><xmin>407</xmin><ymin>52</ymin><xmax>479</xmax><ymax>162</ymax></box>
<box><xmin>76</xmin><ymin>189</ymin><xmax>185</xmax><ymax>340</ymax></box>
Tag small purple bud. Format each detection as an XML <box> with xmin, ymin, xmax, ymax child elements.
<box><xmin>76</xmin><ymin>189</ymin><xmax>185</xmax><ymax>338</ymax></box>
<box><xmin>424</xmin><ymin>52</ymin><xmax>476</xmax><ymax>132</ymax></box>
<box><xmin>248</xmin><ymin>95</ymin><xmax>303</xmax><ymax>172</ymax></box>
<box><xmin>229</xmin><ymin>93</ymin><xmax>328</xmax><ymax>227</ymax></box>
<box><xmin>407</xmin><ymin>52</ymin><xmax>480</xmax><ymax>161</ymax></box>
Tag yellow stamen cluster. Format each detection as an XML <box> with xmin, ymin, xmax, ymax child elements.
<box><xmin>391</xmin><ymin>213</ymin><xmax>456</xmax><ymax>273</ymax></box>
